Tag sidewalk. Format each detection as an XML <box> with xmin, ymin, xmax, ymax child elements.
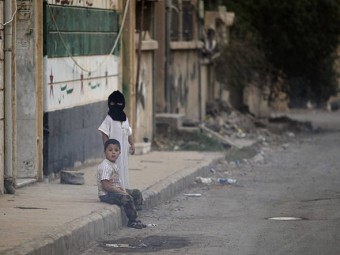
<box><xmin>0</xmin><ymin>151</ymin><xmax>224</xmax><ymax>255</ymax></box>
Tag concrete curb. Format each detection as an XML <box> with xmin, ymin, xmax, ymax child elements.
<box><xmin>142</xmin><ymin>157</ymin><xmax>223</xmax><ymax>209</ymax></box>
<box><xmin>3</xmin><ymin>156</ymin><xmax>223</xmax><ymax>255</ymax></box>
<box><xmin>3</xmin><ymin>207</ymin><xmax>123</xmax><ymax>255</ymax></box>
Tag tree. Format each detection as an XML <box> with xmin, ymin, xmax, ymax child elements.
<box><xmin>218</xmin><ymin>0</ymin><xmax>340</xmax><ymax>106</ymax></box>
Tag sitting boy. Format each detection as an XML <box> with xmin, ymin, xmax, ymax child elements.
<box><xmin>97</xmin><ymin>139</ymin><xmax>146</xmax><ymax>229</ymax></box>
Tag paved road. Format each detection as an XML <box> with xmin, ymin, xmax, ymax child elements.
<box><xmin>80</xmin><ymin>126</ymin><xmax>340</xmax><ymax>255</ymax></box>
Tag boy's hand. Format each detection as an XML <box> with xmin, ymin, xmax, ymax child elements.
<box><xmin>102</xmin><ymin>180</ymin><xmax>127</xmax><ymax>194</ymax></box>
<box><xmin>115</xmin><ymin>186</ymin><xmax>128</xmax><ymax>195</ymax></box>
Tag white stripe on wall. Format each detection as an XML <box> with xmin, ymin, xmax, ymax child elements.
<box><xmin>44</xmin><ymin>55</ymin><xmax>119</xmax><ymax>112</ymax></box>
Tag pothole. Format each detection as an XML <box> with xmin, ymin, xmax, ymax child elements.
<box><xmin>99</xmin><ymin>235</ymin><xmax>190</xmax><ymax>253</ymax></box>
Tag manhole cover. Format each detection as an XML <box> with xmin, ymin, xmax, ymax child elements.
<box><xmin>99</xmin><ymin>235</ymin><xmax>190</xmax><ymax>253</ymax></box>
<box><xmin>267</xmin><ymin>217</ymin><xmax>307</xmax><ymax>221</ymax></box>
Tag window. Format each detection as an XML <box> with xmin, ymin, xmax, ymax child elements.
<box><xmin>182</xmin><ymin>0</ymin><xmax>193</xmax><ymax>41</ymax></box>
<box><xmin>136</xmin><ymin>0</ymin><xmax>155</xmax><ymax>38</ymax></box>
<box><xmin>170</xmin><ymin>0</ymin><xmax>193</xmax><ymax>41</ymax></box>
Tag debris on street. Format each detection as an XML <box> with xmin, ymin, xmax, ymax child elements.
<box><xmin>217</xmin><ymin>178</ymin><xmax>237</xmax><ymax>185</ymax></box>
<box><xmin>195</xmin><ymin>176</ymin><xmax>237</xmax><ymax>185</ymax></box>
<box><xmin>195</xmin><ymin>176</ymin><xmax>214</xmax><ymax>184</ymax></box>
<box><xmin>146</xmin><ymin>223</ymin><xmax>157</xmax><ymax>227</ymax></box>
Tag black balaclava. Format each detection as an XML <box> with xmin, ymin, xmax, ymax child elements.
<box><xmin>107</xmin><ymin>90</ymin><xmax>127</xmax><ymax>122</ymax></box>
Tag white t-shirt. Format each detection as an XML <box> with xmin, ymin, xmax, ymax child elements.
<box><xmin>97</xmin><ymin>159</ymin><xmax>121</xmax><ymax>197</ymax></box>
<box><xmin>98</xmin><ymin>115</ymin><xmax>132</xmax><ymax>189</ymax></box>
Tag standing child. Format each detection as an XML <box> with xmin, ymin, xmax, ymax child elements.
<box><xmin>97</xmin><ymin>139</ymin><xmax>145</xmax><ymax>229</ymax></box>
<box><xmin>98</xmin><ymin>90</ymin><xmax>134</xmax><ymax>189</ymax></box>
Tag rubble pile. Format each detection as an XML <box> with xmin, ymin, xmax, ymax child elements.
<box><xmin>152</xmin><ymin>99</ymin><xmax>314</xmax><ymax>151</ymax></box>
<box><xmin>204</xmin><ymin>100</ymin><xmax>316</xmax><ymax>143</ymax></box>
<box><xmin>205</xmin><ymin>100</ymin><xmax>259</xmax><ymax>140</ymax></box>
<box><xmin>152</xmin><ymin>126</ymin><xmax>224</xmax><ymax>151</ymax></box>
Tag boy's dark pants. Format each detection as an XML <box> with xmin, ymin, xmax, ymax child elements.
<box><xmin>99</xmin><ymin>189</ymin><xmax>143</xmax><ymax>222</ymax></box>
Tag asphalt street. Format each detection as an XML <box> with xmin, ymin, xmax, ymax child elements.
<box><xmin>81</xmin><ymin>111</ymin><xmax>340</xmax><ymax>255</ymax></box>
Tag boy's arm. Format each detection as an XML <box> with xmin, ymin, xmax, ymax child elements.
<box><xmin>101</xmin><ymin>180</ymin><xmax>127</xmax><ymax>194</ymax></box>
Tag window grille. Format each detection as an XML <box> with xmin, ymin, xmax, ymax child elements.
<box><xmin>182</xmin><ymin>1</ymin><xmax>193</xmax><ymax>41</ymax></box>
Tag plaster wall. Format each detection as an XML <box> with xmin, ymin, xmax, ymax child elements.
<box><xmin>154</xmin><ymin>0</ymin><xmax>166</xmax><ymax>113</ymax></box>
<box><xmin>135</xmin><ymin>50</ymin><xmax>154</xmax><ymax>143</ymax></box>
<box><xmin>170</xmin><ymin>50</ymin><xmax>200</xmax><ymax>121</ymax></box>
<box><xmin>200</xmin><ymin>62</ymin><xmax>208</xmax><ymax>119</ymax></box>
<box><xmin>16</xmin><ymin>1</ymin><xmax>37</xmax><ymax>178</ymax></box>
<box><xmin>44</xmin><ymin>56</ymin><xmax>119</xmax><ymax>112</ymax></box>
<box><xmin>0</xmin><ymin>2</ymin><xmax>4</xmax><ymax>192</ymax></box>
<box><xmin>243</xmin><ymin>85</ymin><xmax>270</xmax><ymax>117</ymax></box>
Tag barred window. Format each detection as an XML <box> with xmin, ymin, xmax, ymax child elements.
<box><xmin>182</xmin><ymin>0</ymin><xmax>193</xmax><ymax>41</ymax></box>
<box><xmin>170</xmin><ymin>0</ymin><xmax>180</xmax><ymax>41</ymax></box>
<box><xmin>170</xmin><ymin>0</ymin><xmax>193</xmax><ymax>41</ymax></box>
<box><xmin>136</xmin><ymin>0</ymin><xmax>155</xmax><ymax>38</ymax></box>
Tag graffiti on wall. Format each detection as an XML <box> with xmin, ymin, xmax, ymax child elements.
<box><xmin>47</xmin><ymin>0</ymin><xmax>118</xmax><ymax>9</ymax></box>
<box><xmin>136</xmin><ymin>60</ymin><xmax>148</xmax><ymax>133</ymax></box>
<box><xmin>45</xmin><ymin>55</ymin><xmax>119</xmax><ymax>112</ymax></box>
<box><xmin>17</xmin><ymin>1</ymin><xmax>33</xmax><ymax>20</ymax></box>
<box><xmin>171</xmin><ymin>57</ymin><xmax>197</xmax><ymax>113</ymax></box>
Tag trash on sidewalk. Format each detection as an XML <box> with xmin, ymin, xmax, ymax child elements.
<box><xmin>195</xmin><ymin>176</ymin><xmax>237</xmax><ymax>185</ymax></box>
<box><xmin>236</xmin><ymin>128</ymin><xmax>246</xmax><ymax>138</ymax></box>
<box><xmin>146</xmin><ymin>223</ymin><xmax>157</xmax><ymax>227</ymax></box>
<box><xmin>195</xmin><ymin>176</ymin><xmax>213</xmax><ymax>184</ymax></box>
<box><xmin>216</xmin><ymin>178</ymin><xmax>237</xmax><ymax>185</ymax></box>
<box><xmin>184</xmin><ymin>193</ymin><xmax>202</xmax><ymax>197</ymax></box>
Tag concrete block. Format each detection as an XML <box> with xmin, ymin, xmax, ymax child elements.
<box><xmin>156</xmin><ymin>113</ymin><xmax>185</xmax><ymax>130</ymax></box>
<box><xmin>60</xmin><ymin>170</ymin><xmax>85</xmax><ymax>185</ymax></box>
<box><xmin>135</xmin><ymin>142</ymin><xmax>151</xmax><ymax>155</ymax></box>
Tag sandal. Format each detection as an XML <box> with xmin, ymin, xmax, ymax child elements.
<box><xmin>127</xmin><ymin>221</ymin><xmax>144</xmax><ymax>229</ymax></box>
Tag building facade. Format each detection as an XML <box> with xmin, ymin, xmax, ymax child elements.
<box><xmin>0</xmin><ymin>0</ymin><xmax>235</xmax><ymax>194</ymax></box>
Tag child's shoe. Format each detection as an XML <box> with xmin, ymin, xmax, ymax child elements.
<box><xmin>127</xmin><ymin>220</ymin><xmax>146</xmax><ymax>229</ymax></box>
